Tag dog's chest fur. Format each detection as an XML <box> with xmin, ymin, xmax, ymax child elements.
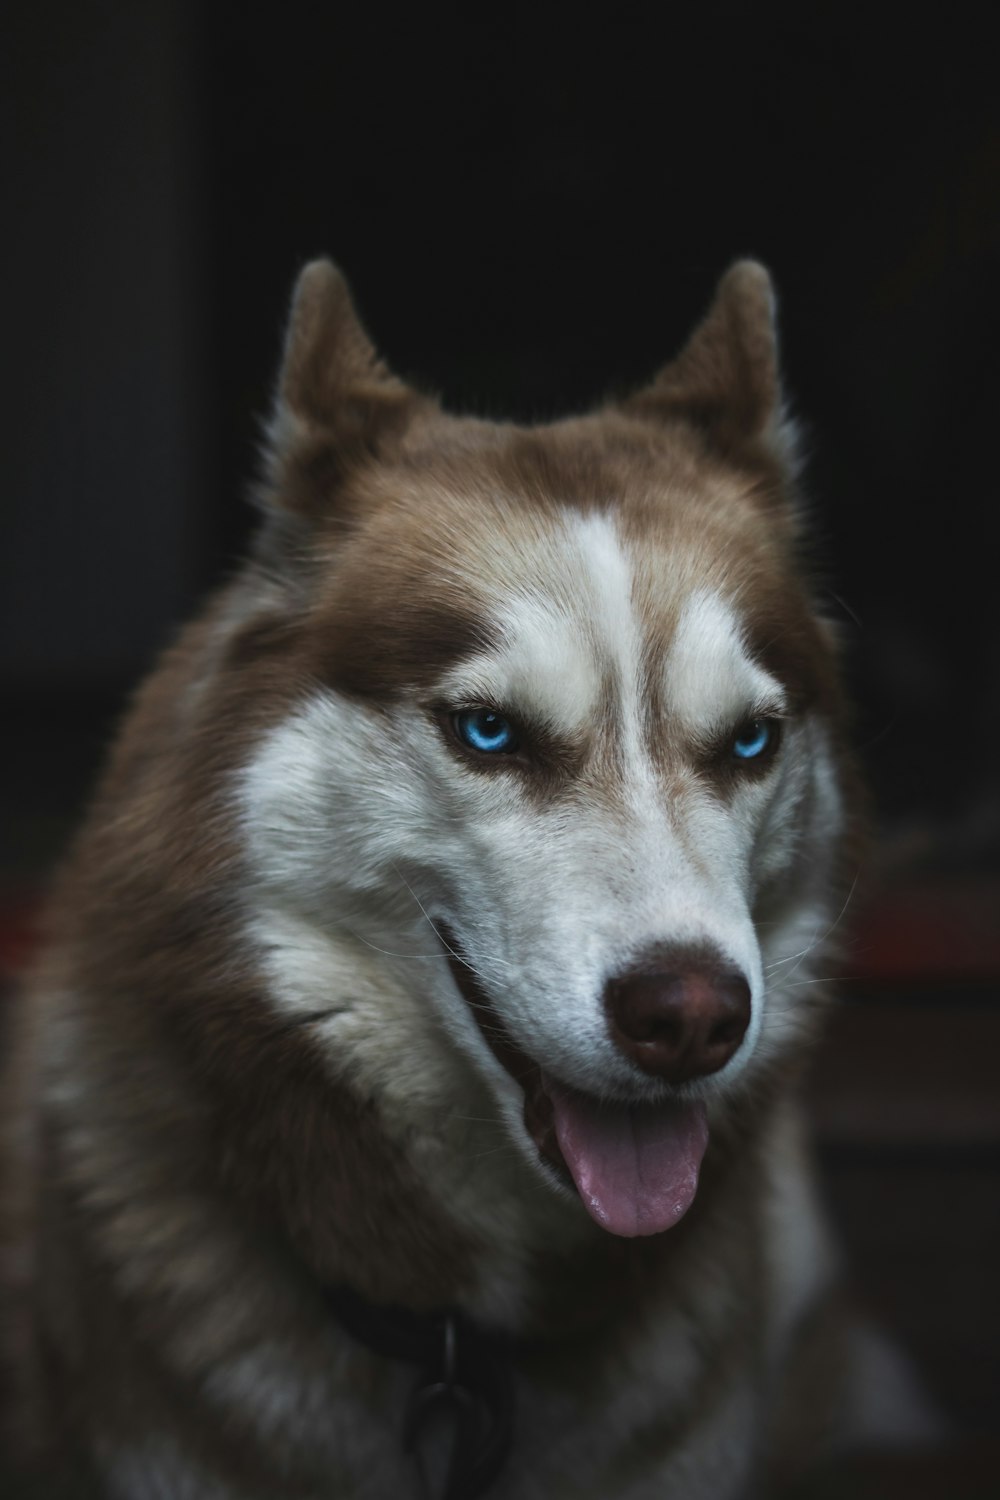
<box><xmin>2</xmin><ymin>261</ymin><xmax>863</xmax><ymax>1498</ymax></box>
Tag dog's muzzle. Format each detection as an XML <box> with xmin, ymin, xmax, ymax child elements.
<box><xmin>437</xmin><ymin>924</ymin><xmax>715</xmax><ymax>1239</ymax></box>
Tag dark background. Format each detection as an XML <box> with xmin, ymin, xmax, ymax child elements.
<box><xmin>4</xmin><ymin>2</ymin><xmax>1000</xmax><ymax>839</ymax></box>
<box><xmin>3</xmin><ymin>0</ymin><xmax>998</xmax><ymax>1477</ymax></box>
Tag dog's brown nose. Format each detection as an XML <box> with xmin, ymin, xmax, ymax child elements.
<box><xmin>605</xmin><ymin>951</ymin><xmax>751</xmax><ymax>1083</ymax></box>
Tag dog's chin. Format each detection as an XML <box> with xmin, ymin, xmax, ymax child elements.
<box><xmin>438</xmin><ymin>926</ymin><xmax>710</xmax><ymax>1240</ymax></box>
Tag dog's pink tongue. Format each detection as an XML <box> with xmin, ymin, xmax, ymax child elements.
<box><xmin>547</xmin><ymin>1083</ymin><xmax>708</xmax><ymax>1238</ymax></box>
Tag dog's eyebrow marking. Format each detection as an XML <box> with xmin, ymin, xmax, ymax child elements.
<box><xmin>439</xmin><ymin>511</ymin><xmax>641</xmax><ymax>746</ymax></box>
<box><xmin>664</xmin><ymin>588</ymin><xmax>786</xmax><ymax>740</ymax></box>
<box><xmin>441</xmin><ymin>594</ymin><xmax>599</xmax><ymax>738</ymax></box>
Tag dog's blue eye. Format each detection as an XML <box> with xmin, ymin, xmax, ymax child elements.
<box><xmin>454</xmin><ymin>708</ymin><xmax>518</xmax><ymax>755</ymax></box>
<box><xmin>732</xmin><ymin>719</ymin><xmax>773</xmax><ymax>761</ymax></box>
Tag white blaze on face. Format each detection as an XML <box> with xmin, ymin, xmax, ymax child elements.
<box><xmin>430</xmin><ymin>515</ymin><xmax>770</xmax><ymax>1090</ymax></box>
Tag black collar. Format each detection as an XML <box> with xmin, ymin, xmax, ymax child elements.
<box><xmin>327</xmin><ymin>1286</ymin><xmax>515</xmax><ymax>1500</ymax></box>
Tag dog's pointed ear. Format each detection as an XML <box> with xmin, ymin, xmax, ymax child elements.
<box><xmin>278</xmin><ymin>259</ymin><xmax>402</xmax><ymax>425</ymax></box>
<box><xmin>261</xmin><ymin>259</ymin><xmax>426</xmax><ymax>518</ymax></box>
<box><xmin>625</xmin><ymin>261</ymin><xmax>793</xmax><ymax>461</ymax></box>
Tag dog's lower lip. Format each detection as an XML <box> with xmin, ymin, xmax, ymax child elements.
<box><xmin>437</xmin><ymin>923</ymin><xmax>570</xmax><ymax>1176</ymax></box>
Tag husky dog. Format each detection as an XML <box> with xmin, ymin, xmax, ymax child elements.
<box><xmin>2</xmin><ymin>261</ymin><xmax>888</xmax><ymax>1497</ymax></box>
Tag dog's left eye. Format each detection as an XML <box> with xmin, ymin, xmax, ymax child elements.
<box><xmin>731</xmin><ymin>718</ymin><xmax>777</xmax><ymax>761</ymax></box>
<box><xmin>453</xmin><ymin>708</ymin><xmax>519</xmax><ymax>755</ymax></box>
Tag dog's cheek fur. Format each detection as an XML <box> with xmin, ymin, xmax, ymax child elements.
<box><xmin>238</xmin><ymin>693</ymin><xmax>602</xmax><ymax>1303</ymax></box>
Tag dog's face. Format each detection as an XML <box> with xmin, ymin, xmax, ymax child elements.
<box><xmin>241</xmin><ymin>263</ymin><xmax>849</xmax><ymax>1238</ymax></box>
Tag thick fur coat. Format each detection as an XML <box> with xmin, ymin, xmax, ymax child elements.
<box><xmin>2</xmin><ymin>262</ymin><xmax>884</xmax><ymax>1497</ymax></box>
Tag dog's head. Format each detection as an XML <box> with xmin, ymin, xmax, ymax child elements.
<box><xmin>240</xmin><ymin>261</ymin><xmax>852</xmax><ymax>1238</ymax></box>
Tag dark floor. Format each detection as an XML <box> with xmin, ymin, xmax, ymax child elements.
<box><xmin>813</xmin><ymin>1000</ymin><xmax>1000</xmax><ymax>1435</ymax></box>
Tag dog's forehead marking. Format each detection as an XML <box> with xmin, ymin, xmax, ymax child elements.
<box><xmin>438</xmin><ymin>512</ymin><xmax>787</xmax><ymax>770</ymax></box>
<box><xmin>440</xmin><ymin>510</ymin><xmax>643</xmax><ymax>741</ymax></box>
<box><xmin>664</xmin><ymin>588</ymin><xmax>786</xmax><ymax>739</ymax></box>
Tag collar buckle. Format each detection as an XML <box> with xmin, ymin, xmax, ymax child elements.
<box><xmin>329</xmin><ymin>1290</ymin><xmax>515</xmax><ymax>1500</ymax></box>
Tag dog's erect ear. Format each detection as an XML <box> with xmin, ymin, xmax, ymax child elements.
<box><xmin>625</xmin><ymin>261</ymin><xmax>793</xmax><ymax>462</ymax></box>
<box><xmin>278</xmin><ymin>259</ymin><xmax>404</xmax><ymax>425</ymax></box>
<box><xmin>261</xmin><ymin>259</ymin><xmax>425</xmax><ymax>518</ymax></box>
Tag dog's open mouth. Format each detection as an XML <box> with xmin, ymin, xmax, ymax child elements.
<box><xmin>439</xmin><ymin>926</ymin><xmax>708</xmax><ymax>1239</ymax></box>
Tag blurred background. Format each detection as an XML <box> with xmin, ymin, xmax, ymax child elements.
<box><xmin>2</xmin><ymin>2</ymin><xmax>997</xmax><ymax>1488</ymax></box>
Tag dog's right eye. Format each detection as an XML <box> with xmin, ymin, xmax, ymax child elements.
<box><xmin>452</xmin><ymin>708</ymin><xmax>519</xmax><ymax>755</ymax></box>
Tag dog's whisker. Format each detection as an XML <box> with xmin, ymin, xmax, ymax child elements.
<box><xmin>387</xmin><ymin>864</ymin><xmax>522</xmax><ymax>982</ymax></box>
<box><xmin>825</xmin><ymin>587</ymin><xmax>863</xmax><ymax>629</ymax></box>
<box><xmin>769</xmin><ymin>976</ymin><xmax>849</xmax><ymax>990</ymax></box>
<box><xmin>389</xmin><ymin>862</ymin><xmax>446</xmax><ymax>931</ymax></box>
<box><xmin>389</xmin><ymin>864</ymin><xmax>471</xmax><ymax>966</ymax></box>
<box><xmin>467</xmin><ymin>1144</ymin><xmax>520</xmax><ymax>1164</ymax></box>
<box><xmin>763</xmin><ymin>872</ymin><xmax>860</xmax><ymax>978</ymax></box>
<box><xmin>348</xmin><ymin>935</ymin><xmax>446</xmax><ymax>960</ymax></box>
<box><xmin>471</xmin><ymin>1023</ymin><xmax>513</xmax><ymax>1047</ymax></box>
<box><xmin>277</xmin><ymin>1007</ymin><xmax>350</xmax><ymax>1030</ymax></box>
<box><xmin>323</xmin><ymin>907</ymin><xmax>471</xmax><ymax>964</ymax></box>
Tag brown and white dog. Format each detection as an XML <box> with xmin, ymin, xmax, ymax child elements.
<box><xmin>1</xmin><ymin>262</ymin><xmax>909</xmax><ymax>1497</ymax></box>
